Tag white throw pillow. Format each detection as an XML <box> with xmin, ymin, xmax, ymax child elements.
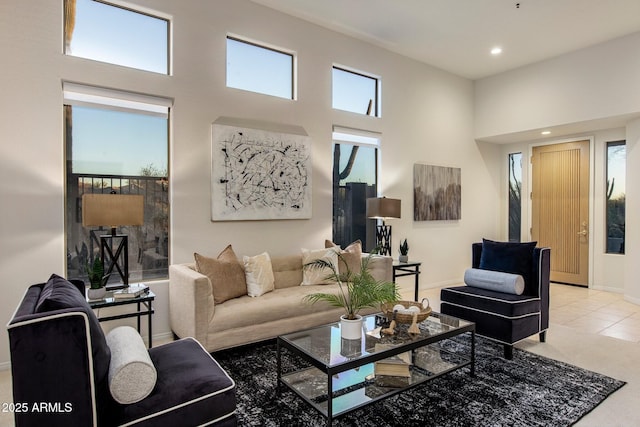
<box><xmin>243</xmin><ymin>252</ymin><xmax>275</xmax><ymax>297</ymax></box>
<box><xmin>301</xmin><ymin>248</ymin><xmax>339</xmax><ymax>285</ymax></box>
<box><xmin>106</xmin><ymin>326</ymin><xmax>157</xmax><ymax>404</ymax></box>
<box><xmin>464</xmin><ymin>268</ymin><xmax>525</xmax><ymax>295</ymax></box>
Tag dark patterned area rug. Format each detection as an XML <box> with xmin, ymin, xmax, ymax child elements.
<box><xmin>213</xmin><ymin>335</ymin><xmax>625</xmax><ymax>427</ymax></box>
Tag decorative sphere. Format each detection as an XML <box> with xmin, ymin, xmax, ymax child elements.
<box><xmin>393</xmin><ymin>304</ymin><xmax>406</xmax><ymax>312</ymax></box>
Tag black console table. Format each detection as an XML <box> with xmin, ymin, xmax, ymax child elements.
<box><xmin>88</xmin><ymin>290</ymin><xmax>155</xmax><ymax>347</ymax></box>
<box><xmin>392</xmin><ymin>260</ymin><xmax>422</xmax><ymax>301</ymax></box>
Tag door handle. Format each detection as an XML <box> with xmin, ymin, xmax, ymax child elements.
<box><xmin>577</xmin><ymin>221</ymin><xmax>588</xmax><ymax>237</ymax></box>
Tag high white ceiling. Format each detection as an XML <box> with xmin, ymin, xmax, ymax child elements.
<box><xmin>251</xmin><ymin>0</ymin><xmax>640</xmax><ymax>80</ymax></box>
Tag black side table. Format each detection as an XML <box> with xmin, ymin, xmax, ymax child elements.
<box><xmin>88</xmin><ymin>290</ymin><xmax>155</xmax><ymax>347</ymax></box>
<box><xmin>392</xmin><ymin>261</ymin><xmax>422</xmax><ymax>301</ymax></box>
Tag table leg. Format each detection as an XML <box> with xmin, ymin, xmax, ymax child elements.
<box><xmin>327</xmin><ymin>371</ymin><xmax>333</xmax><ymax>426</ymax></box>
<box><xmin>276</xmin><ymin>340</ymin><xmax>282</xmax><ymax>394</ymax></box>
<box><xmin>148</xmin><ymin>300</ymin><xmax>153</xmax><ymax>348</ymax></box>
<box><xmin>470</xmin><ymin>330</ymin><xmax>476</xmax><ymax>377</ymax></box>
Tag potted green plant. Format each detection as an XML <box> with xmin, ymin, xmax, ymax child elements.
<box><xmin>399</xmin><ymin>239</ymin><xmax>409</xmax><ymax>263</ymax></box>
<box><xmin>86</xmin><ymin>257</ymin><xmax>110</xmax><ymax>300</ymax></box>
<box><xmin>303</xmin><ymin>251</ymin><xmax>399</xmax><ymax>339</ymax></box>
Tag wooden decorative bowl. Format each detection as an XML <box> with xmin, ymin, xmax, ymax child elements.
<box><xmin>381</xmin><ymin>298</ymin><xmax>432</xmax><ymax>324</ymax></box>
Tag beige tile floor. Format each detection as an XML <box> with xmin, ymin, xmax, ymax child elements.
<box><xmin>412</xmin><ymin>282</ymin><xmax>640</xmax><ymax>343</ymax></box>
<box><xmin>1</xmin><ymin>283</ymin><xmax>639</xmax><ymax>427</ymax></box>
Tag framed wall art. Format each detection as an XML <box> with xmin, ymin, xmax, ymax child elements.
<box><xmin>414</xmin><ymin>164</ymin><xmax>461</xmax><ymax>221</ymax></box>
<box><xmin>211</xmin><ymin>121</ymin><xmax>312</xmax><ymax>221</ymax></box>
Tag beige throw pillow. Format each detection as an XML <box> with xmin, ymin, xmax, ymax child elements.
<box><xmin>194</xmin><ymin>245</ymin><xmax>247</xmax><ymax>304</ymax></box>
<box><xmin>325</xmin><ymin>239</ymin><xmax>363</xmax><ymax>279</ymax></box>
<box><xmin>301</xmin><ymin>248</ymin><xmax>339</xmax><ymax>285</ymax></box>
<box><xmin>243</xmin><ymin>252</ymin><xmax>275</xmax><ymax>297</ymax></box>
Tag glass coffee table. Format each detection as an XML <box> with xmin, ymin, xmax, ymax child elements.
<box><xmin>277</xmin><ymin>312</ymin><xmax>475</xmax><ymax>425</ymax></box>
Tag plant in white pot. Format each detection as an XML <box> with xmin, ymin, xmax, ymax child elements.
<box><xmin>303</xmin><ymin>251</ymin><xmax>399</xmax><ymax>340</ymax></box>
<box><xmin>399</xmin><ymin>239</ymin><xmax>409</xmax><ymax>263</ymax></box>
<box><xmin>86</xmin><ymin>257</ymin><xmax>110</xmax><ymax>300</ymax></box>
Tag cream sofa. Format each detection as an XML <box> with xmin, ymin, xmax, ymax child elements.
<box><xmin>169</xmin><ymin>252</ymin><xmax>393</xmax><ymax>352</ymax></box>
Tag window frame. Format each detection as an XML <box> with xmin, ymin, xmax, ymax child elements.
<box><xmin>331</xmin><ymin>126</ymin><xmax>381</xmax><ymax>251</ymax></box>
<box><xmin>63</xmin><ymin>0</ymin><xmax>172</xmax><ymax>75</ymax></box>
<box><xmin>226</xmin><ymin>34</ymin><xmax>297</xmax><ymax>100</ymax></box>
<box><xmin>63</xmin><ymin>82</ymin><xmax>172</xmax><ymax>283</ymax></box>
<box><xmin>605</xmin><ymin>140</ymin><xmax>626</xmax><ymax>255</ymax></box>
<box><xmin>332</xmin><ymin>65</ymin><xmax>382</xmax><ymax>117</ymax></box>
<box><xmin>508</xmin><ymin>152</ymin><xmax>523</xmax><ymax>242</ymax></box>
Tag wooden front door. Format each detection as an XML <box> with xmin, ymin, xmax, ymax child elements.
<box><xmin>531</xmin><ymin>140</ymin><xmax>590</xmax><ymax>286</ymax></box>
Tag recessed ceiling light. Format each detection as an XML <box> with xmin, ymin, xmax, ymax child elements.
<box><xmin>541</xmin><ymin>131</ymin><xmax>551</xmax><ymax>135</ymax></box>
<box><xmin>491</xmin><ymin>47</ymin><xmax>502</xmax><ymax>55</ymax></box>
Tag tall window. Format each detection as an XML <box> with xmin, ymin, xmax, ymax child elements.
<box><xmin>226</xmin><ymin>36</ymin><xmax>295</xmax><ymax>99</ymax></box>
<box><xmin>332</xmin><ymin>128</ymin><xmax>379</xmax><ymax>251</ymax></box>
<box><xmin>64</xmin><ymin>83</ymin><xmax>171</xmax><ymax>283</ymax></box>
<box><xmin>332</xmin><ymin>66</ymin><xmax>381</xmax><ymax>117</ymax></box>
<box><xmin>64</xmin><ymin>0</ymin><xmax>170</xmax><ymax>74</ymax></box>
<box><xmin>508</xmin><ymin>153</ymin><xmax>522</xmax><ymax>242</ymax></box>
<box><xmin>606</xmin><ymin>141</ymin><xmax>625</xmax><ymax>254</ymax></box>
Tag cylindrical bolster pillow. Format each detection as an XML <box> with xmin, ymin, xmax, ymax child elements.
<box><xmin>106</xmin><ymin>326</ymin><xmax>157</xmax><ymax>404</ymax></box>
<box><xmin>464</xmin><ymin>268</ymin><xmax>525</xmax><ymax>295</ymax></box>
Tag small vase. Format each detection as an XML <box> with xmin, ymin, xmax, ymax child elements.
<box><xmin>399</xmin><ymin>255</ymin><xmax>409</xmax><ymax>263</ymax></box>
<box><xmin>340</xmin><ymin>314</ymin><xmax>363</xmax><ymax>340</ymax></box>
<box><xmin>87</xmin><ymin>287</ymin><xmax>107</xmax><ymax>300</ymax></box>
<box><xmin>340</xmin><ymin>337</ymin><xmax>362</xmax><ymax>358</ymax></box>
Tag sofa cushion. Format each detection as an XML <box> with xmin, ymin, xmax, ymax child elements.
<box><xmin>106</xmin><ymin>326</ymin><xmax>157</xmax><ymax>404</ymax></box>
<box><xmin>325</xmin><ymin>239</ymin><xmax>363</xmax><ymax>280</ymax></box>
<box><xmin>243</xmin><ymin>252</ymin><xmax>275</xmax><ymax>297</ymax></box>
<box><xmin>34</xmin><ymin>274</ymin><xmax>111</xmax><ymax>389</ymax></box>
<box><xmin>271</xmin><ymin>255</ymin><xmax>304</xmax><ymax>289</ymax></box>
<box><xmin>301</xmin><ymin>248</ymin><xmax>339</xmax><ymax>285</ymax></box>
<box><xmin>479</xmin><ymin>239</ymin><xmax>537</xmax><ymax>292</ymax></box>
<box><xmin>195</xmin><ymin>246</ymin><xmax>247</xmax><ymax>304</ymax></box>
<box><xmin>210</xmin><ymin>284</ymin><xmax>349</xmax><ymax>332</ymax></box>
<box><xmin>440</xmin><ymin>285</ymin><xmax>541</xmax><ymax>318</ymax></box>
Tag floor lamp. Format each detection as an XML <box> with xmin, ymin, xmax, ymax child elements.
<box><xmin>366</xmin><ymin>197</ymin><xmax>401</xmax><ymax>256</ymax></box>
<box><xmin>82</xmin><ymin>193</ymin><xmax>144</xmax><ymax>288</ymax></box>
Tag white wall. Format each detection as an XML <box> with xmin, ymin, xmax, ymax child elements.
<box><xmin>476</xmin><ymin>32</ymin><xmax>640</xmax><ymax>299</ymax></box>
<box><xmin>475</xmin><ymin>31</ymin><xmax>640</xmax><ymax>139</ymax></box>
<box><xmin>625</xmin><ymin>119</ymin><xmax>640</xmax><ymax>304</ymax></box>
<box><xmin>0</xmin><ymin>0</ymin><xmax>499</xmax><ymax>366</ymax></box>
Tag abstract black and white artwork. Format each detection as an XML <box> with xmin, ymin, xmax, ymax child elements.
<box><xmin>414</xmin><ymin>164</ymin><xmax>461</xmax><ymax>221</ymax></box>
<box><xmin>211</xmin><ymin>124</ymin><xmax>312</xmax><ymax>221</ymax></box>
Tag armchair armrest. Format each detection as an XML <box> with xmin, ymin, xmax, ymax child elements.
<box><xmin>8</xmin><ymin>310</ymin><xmax>96</xmax><ymax>427</ymax></box>
<box><xmin>169</xmin><ymin>264</ymin><xmax>214</xmax><ymax>348</ymax></box>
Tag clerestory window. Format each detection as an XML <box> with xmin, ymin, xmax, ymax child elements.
<box><xmin>64</xmin><ymin>0</ymin><xmax>170</xmax><ymax>74</ymax></box>
<box><xmin>226</xmin><ymin>36</ymin><xmax>295</xmax><ymax>99</ymax></box>
<box><xmin>332</xmin><ymin>66</ymin><xmax>381</xmax><ymax>117</ymax></box>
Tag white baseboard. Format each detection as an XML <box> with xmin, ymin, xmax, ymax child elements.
<box><xmin>0</xmin><ymin>361</ymin><xmax>11</xmax><ymax>371</ymax></box>
<box><xmin>150</xmin><ymin>331</ymin><xmax>175</xmax><ymax>345</ymax></box>
<box><xmin>590</xmin><ymin>284</ymin><xmax>624</xmax><ymax>293</ymax></box>
<box><xmin>420</xmin><ymin>279</ymin><xmax>463</xmax><ymax>290</ymax></box>
<box><xmin>625</xmin><ymin>294</ymin><xmax>640</xmax><ymax>306</ymax></box>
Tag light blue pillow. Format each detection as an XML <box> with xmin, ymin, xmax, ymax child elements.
<box><xmin>464</xmin><ymin>268</ymin><xmax>525</xmax><ymax>295</ymax></box>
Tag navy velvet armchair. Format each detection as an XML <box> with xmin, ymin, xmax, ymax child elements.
<box><xmin>7</xmin><ymin>275</ymin><xmax>237</xmax><ymax>427</ymax></box>
<box><xmin>440</xmin><ymin>241</ymin><xmax>550</xmax><ymax>359</ymax></box>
